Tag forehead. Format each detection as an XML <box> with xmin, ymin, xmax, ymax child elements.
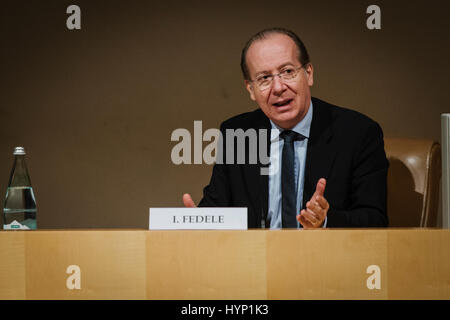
<box><xmin>246</xmin><ymin>34</ymin><xmax>300</xmax><ymax>74</ymax></box>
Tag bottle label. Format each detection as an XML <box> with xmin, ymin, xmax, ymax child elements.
<box><xmin>4</xmin><ymin>220</ymin><xmax>30</xmax><ymax>230</ymax></box>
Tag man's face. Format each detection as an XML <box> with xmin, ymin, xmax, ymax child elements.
<box><xmin>245</xmin><ymin>34</ymin><xmax>314</xmax><ymax>129</ymax></box>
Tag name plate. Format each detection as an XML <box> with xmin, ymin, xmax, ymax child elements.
<box><xmin>149</xmin><ymin>207</ymin><xmax>247</xmax><ymax>230</ymax></box>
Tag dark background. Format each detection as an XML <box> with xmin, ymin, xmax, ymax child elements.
<box><xmin>1</xmin><ymin>0</ymin><xmax>449</xmax><ymax>228</ymax></box>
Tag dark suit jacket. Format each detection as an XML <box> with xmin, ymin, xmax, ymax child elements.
<box><xmin>198</xmin><ymin>97</ymin><xmax>389</xmax><ymax>228</ymax></box>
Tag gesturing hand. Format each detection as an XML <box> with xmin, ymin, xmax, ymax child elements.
<box><xmin>297</xmin><ymin>178</ymin><xmax>329</xmax><ymax>229</ymax></box>
<box><xmin>182</xmin><ymin>193</ymin><xmax>196</xmax><ymax>208</ymax></box>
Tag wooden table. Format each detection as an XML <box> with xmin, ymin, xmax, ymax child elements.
<box><xmin>0</xmin><ymin>229</ymin><xmax>448</xmax><ymax>299</ymax></box>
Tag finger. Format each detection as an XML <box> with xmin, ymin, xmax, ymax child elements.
<box><xmin>314</xmin><ymin>195</ymin><xmax>329</xmax><ymax>210</ymax></box>
<box><xmin>300</xmin><ymin>208</ymin><xmax>317</xmax><ymax>224</ymax></box>
<box><xmin>305</xmin><ymin>203</ymin><xmax>320</xmax><ymax>219</ymax></box>
<box><xmin>312</xmin><ymin>178</ymin><xmax>327</xmax><ymax>198</ymax></box>
<box><xmin>306</xmin><ymin>200</ymin><xmax>317</xmax><ymax>211</ymax></box>
<box><xmin>306</xmin><ymin>203</ymin><xmax>327</xmax><ymax>226</ymax></box>
<box><xmin>298</xmin><ymin>212</ymin><xmax>313</xmax><ymax>228</ymax></box>
<box><xmin>304</xmin><ymin>202</ymin><xmax>328</xmax><ymax>227</ymax></box>
<box><xmin>306</xmin><ymin>201</ymin><xmax>322</xmax><ymax>218</ymax></box>
<box><xmin>302</xmin><ymin>210</ymin><xmax>319</xmax><ymax>225</ymax></box>
<box><xmin>300</xmin><ymin>215</ymin><xmax>315</xmax><ymax>229</ymax></box>
<box><xmin>182</xmin><ymin>193</ymin><xmax>196</xmax><ymax>208</ymax></box>
<box><xmin>298</xmin><ymin>210</ymin><xmax>309</xmax><ymax>224</ymax></box>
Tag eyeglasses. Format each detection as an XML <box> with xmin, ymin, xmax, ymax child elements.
<box><xmin>250</xmin><ymin>65</ymin><xmax>306</xmax><ymax>91</ymax></box>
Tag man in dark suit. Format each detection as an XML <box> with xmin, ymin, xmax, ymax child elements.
<box><xmin>183</xmin><ymin>28</ymin><xmax>388</xmax><ymax>228</ymax></box>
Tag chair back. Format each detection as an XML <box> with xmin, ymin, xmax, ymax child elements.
<box><xmin>385</xmin><ymin>138</ymin><xmax>441</xmax><ymax>227</ymax></box>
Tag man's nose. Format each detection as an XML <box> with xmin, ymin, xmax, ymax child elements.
<box><xmin>271</xmin><ymin>75</ymin><xmax>286</xmax><ymax>95</ymax></box>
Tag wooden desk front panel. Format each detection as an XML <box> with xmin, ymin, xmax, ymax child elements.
<box><xmin>0</xmin><ymin>229</ymin><xmax>448</xmax><ymax>299</ymax></box>
<box><xmin>267</xmin><ymin>230</ymin><xmax>388</xmax><ymax>299</ymax></box>
<box><xmin>0</xmin><ymin>232</ymin><xmax>25</xmax><ymax>299</ymax></box>
<box><xmin>146</xmin><ymin>230</ymin><xmax>266</xmax><ymax>299</ymax></box>
<box><xmin>25</xmin><ymin>230</ymin><xmax>147</xmax><ymax>299</ymax></box>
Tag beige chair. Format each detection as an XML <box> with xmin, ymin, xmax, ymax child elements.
<box><xmin>385</xmin><ymin>138</ymin><xmax>441</xmax><ymax>227</ymax></box>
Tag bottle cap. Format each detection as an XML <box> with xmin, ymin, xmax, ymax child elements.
<box><xmin>13</xmin><ymin>147</ymin><xmax>26</xmax><ymax>155</ymax></box>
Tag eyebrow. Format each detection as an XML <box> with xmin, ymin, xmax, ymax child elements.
<box><xmin>254</xmin><ymin>62</ymin><xmax>296</xmax><ymax>77</ymax></box>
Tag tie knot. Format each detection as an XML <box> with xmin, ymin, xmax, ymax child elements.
<box><xmin>280</xmin><ymin>130</ymin><xmax>303</xmax><ymax>143</ymax></box>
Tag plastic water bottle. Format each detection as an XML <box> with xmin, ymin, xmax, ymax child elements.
<box><xmin>3</xmin><ymin>147</ymin><xmax>37</xmax><ymax>230</ymax></box>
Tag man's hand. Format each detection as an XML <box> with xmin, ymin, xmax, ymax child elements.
<box><xmin>182</xmin><ymin>193</ymin><xmax>196</xmax><ymax>207</ymax></box>
<box><xmin>297</xmin><ymin>178</ymin><xmax>329</xmax><ymax>229</ymax></box>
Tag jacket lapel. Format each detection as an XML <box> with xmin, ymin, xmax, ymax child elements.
<box><xmin>303</xmin><ymin>98</ymin><xmax>336</xmax><ymax>208</ymax></box>
<box><xmin>241</xmin><ymin>109</ymin><xmax>271</xmax><ymax>227</ymax></box>
<box><xmin>258</xmin><ymin>118</ymin><xmax>271</xmax><ymax>227</ymax></box>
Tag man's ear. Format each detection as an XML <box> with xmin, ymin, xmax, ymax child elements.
<box><xmin>305</xmin><ymin>63</ymin><xmax>314</xmax><ymax>87</ymax></box>
<box><xmin>245</xmin><ymin>80</ymin><xmax>256</xmax><ymax>101</ymax></box>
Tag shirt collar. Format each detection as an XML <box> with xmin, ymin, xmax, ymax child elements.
<box><xmin>269</xmin><ymin>100</ymin><xmax>313</xmax><ymax>142</ymax></box>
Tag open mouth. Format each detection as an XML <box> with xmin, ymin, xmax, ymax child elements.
<box><xmin>273</xmin><ymin>99</ymin><xmax>293</xmax><ymax>107</ymax></box>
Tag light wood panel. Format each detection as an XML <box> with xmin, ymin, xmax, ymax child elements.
<box><xmin>146</xmin><ymin>230</ymin><xmax>267</xmax><ymax>299</ymax></box>
<box><xmin>0</xmin><ymin>232</ymin><xmax>26</xmax><ymax>299</ymax></box>
<box><xmin>387</xmin><ymin>229</ymin><xmax>450</xmax><ymax>299</ymax></box>
<box><xmin>0</xmin><ymin>229</ymin><xmax>448</xmax><ymax>299</ymax></box>
<box><xmin>266</xmin><ymin>229</ymin><xmax>388</xmax><ymax>299</ymax></box>
<box><xmin>25</xmin><ymin>230</ymin><xmax>147</xmax><ymax>299</ymax></box>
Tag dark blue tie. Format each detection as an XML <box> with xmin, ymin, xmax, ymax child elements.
<box><xmin>280</xmin><ymin>130</ymin><xmax>302</xmax><ymax>228</ymax></box>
